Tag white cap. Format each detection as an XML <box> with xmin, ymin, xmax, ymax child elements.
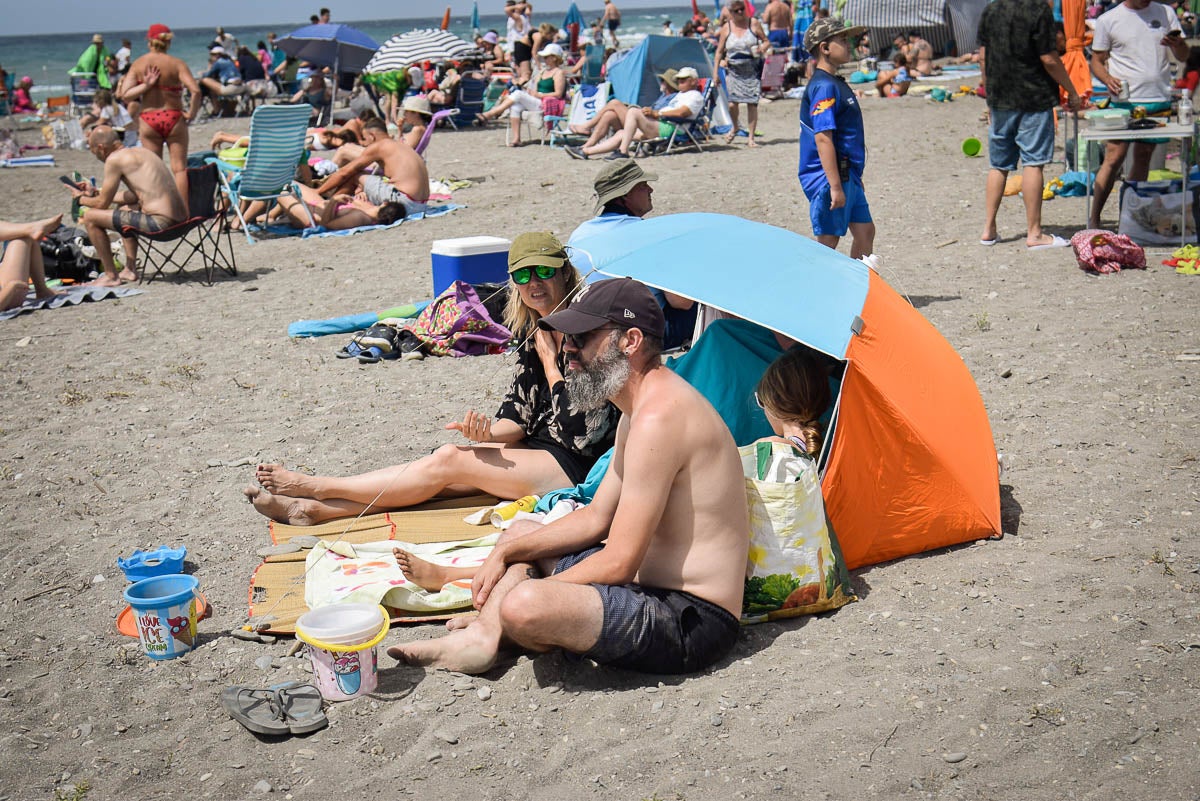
<box><xmin>675</xmin><ymin>67</ymin><xmax>699</xmax><ymax>80</ymax></box>
<box><xmin>538</xmin><ymin>43</ymin><xmax>564</xmax><ymax>59</ymax></box>
<box><xmin>210</xmin><ymin>46</ymin><xmax>226</xmax><ymax>55</ymax></box>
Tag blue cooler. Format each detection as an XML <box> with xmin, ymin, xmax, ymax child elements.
<box><xmin>431</xmin><ymin>236</ymin><xmax>512</xmax><ymax>296</ymax></box>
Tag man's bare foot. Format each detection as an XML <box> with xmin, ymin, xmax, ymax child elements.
<box><xmin>117</xmin><ymin>267</ymin><xmax>138</xmax><ymax>283</ymax></box>
<box><xmin>394</xmin><ymin>547</ymin><xmax>455</xmax><ymax>592</ymax></box>
<box><xmin>85</xmin><ymin>273</ymin><xmax>122</xmax><ymax>288</ymax></box>
<box><xmin>243</xmin><ymin>485</ymin><xmax>319</xmax><ymax>525</ymax></box>
<box><xmin>29</xmin><ymin>214</ymin><xmax>63</xmax><ymax>240</ymax></box>
<box><xmin>256</xmin><ymin>463</ymin><xmax>319</xmax><ymax>497</ymax></box>
<box><xmin>446</xmin><ymin>612</ymin><xmax>478</xmax><ymax>631</ymax></box>
<box><xmin>34</xmin><ymin>288</ymin><xmax>64</xmax><ymax>300</ymax></box>
<box><xmin>387</xmin><ymin>626</ymin><xmax>499</xmax><ymax>674</ymax></box>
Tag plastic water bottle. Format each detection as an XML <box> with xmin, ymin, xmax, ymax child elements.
<box><xmin>1178</xmin><ymin>94</ymin><xmax>1193</xmax><ymax>126</ymax></box>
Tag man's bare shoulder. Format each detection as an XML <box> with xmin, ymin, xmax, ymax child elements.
<box><xmin>630</xmin><ymin>368</ymin><xmax>711</xmax><ymax>433</ymax></box>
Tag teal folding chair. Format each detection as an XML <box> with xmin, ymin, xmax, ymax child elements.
<box><xmin>207</xmin><ymin>104</ymin><xmax>315</xmax><ymax>243</ymax></box>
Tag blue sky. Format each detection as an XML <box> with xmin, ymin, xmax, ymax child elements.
<box><xmin>6</xmin><ymin>0</ymin><xmax>680</xmax><ymax>36</ymax></box>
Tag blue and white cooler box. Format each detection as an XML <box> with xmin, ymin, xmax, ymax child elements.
<box><xmin>431</xmin><ymin>236</ymin><xmax>512</xmax><ymax>296</ymax></box>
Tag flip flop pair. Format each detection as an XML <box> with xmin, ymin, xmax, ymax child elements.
<box><xmin>221</xmin><ymin>681</ymin><xmax>328</xmax><ymax>736</ymax></box>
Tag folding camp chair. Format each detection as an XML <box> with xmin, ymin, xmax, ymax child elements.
<box><xmin>120</xmin><ymin>163</ymin><xmax>237</xmax><ymax>285</ymax></box>
<box><xmin>443</xmin><ymin>76</ymin><xmax>487</xmax><ymax>129</ymax></box>
<box><xmin>635</xmin><ymin>78</ymin><xmax>717</xmax><ymax>157</ymax></box>
<box><xmin>69</xmin><ymin>73</ymin><xmax>99</xmax><ymax>116</ymax></box>
<box><xmin>578</xmin><ymin>44</ymin><xmax>606</xmax><ymax>86</ymax></box>
<box><xmin>43</xmin><ymin>95</ymin><xmax>71</xmax><ymax>120</ymax></box>
<box><xmin>207</xmin><ymin>104</ymin><xmax>315</xmax><ymax>243</ymax></box>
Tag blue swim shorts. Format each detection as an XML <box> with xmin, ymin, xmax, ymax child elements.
<box><xmin>988</xmin><ymin>108</ymin><xmax>1055</xmax><ymax>171</ymax></box>
<box><xmin>768</xmin><ymin>29</ymin><xmax>791</xmax><ymax>49</ymax></box>
<box><xmin>805</xmin><ymin>174</ymin><xmax>873</xmax><ymax>238</ymax></box>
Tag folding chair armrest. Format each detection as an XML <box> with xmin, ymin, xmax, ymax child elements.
<box><xmin>544</xmin><ymin>115</ymin><xmax>568</xmax><ymax>123</ymax></box>
<box><xmin>205</xmin><ymin>157</ymin><xmax>241</xmax><ymax>177</ymax></box>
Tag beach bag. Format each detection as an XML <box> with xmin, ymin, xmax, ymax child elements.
<box><xmin>739</xmin><ymin>440</ymin><xmax>856</xmax><ymax>624</ymax></box>
<box><xmin>38</xmin><ymin>224</ymin><xmax>101</xmax><ymax>281</ymax></box>
<box><xmin>1069</xmin><ymin>228</ymin><xmax>1146</xmax><ymax>274</ymax></box>
<box><xmin>1118</xmin><ymin>180</ymin><xmax>1200</xmax><ymax>246</ymax></box>
<box><xmin>406</xmin><ymin>280</ymin><xmax>512</xmax><ymax>357</ymax></box>
<box><xmin>541</xmin><ymin>95</ymin><xmax>566</xmax><ymax>127</ymax></box>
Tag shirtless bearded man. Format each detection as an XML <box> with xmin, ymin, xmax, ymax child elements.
<box><xmin>69</xmin><ymin>126</ymin><xmax>187</xmax><ymax>286</ymax></box>
<box><xmin>389</xmin><ymin>278</ymin><xmax>751</xmax><ymax>675</ymax></box>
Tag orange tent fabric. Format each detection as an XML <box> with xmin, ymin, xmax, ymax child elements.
<box><xmin>823</xmin><ymin>271</ymin><xmax>1001</xmax><ymax>569</ymax></box>
<box><xmin>1061</xmin><ymin>0</ymin><xmax>1093</xmax><ymax>104</ymax></box>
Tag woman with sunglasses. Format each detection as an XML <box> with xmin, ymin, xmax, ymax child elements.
<box><xmin>246</xmin><ymin>232</ymin><xmax>621</xmax><ymax>527</ymax></box>
<box><xmin>714</xmin><ymin>0</ymin><xmax>769</xmax><ymax>148</ymax></box>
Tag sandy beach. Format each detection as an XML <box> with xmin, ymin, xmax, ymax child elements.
<box><xmin>1</xmin><ymin>92</ymin><xmax>1199</xmax><ymax>800</ymax></box>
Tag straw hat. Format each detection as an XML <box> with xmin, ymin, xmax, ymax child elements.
<box><xmin>401</xmin><ymin>96</ymin><xmax>433</xmax><ymax>117</ymax></box>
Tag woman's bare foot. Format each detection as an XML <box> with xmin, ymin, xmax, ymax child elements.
<box><xmin>394</xmin><ymin>547</ymin><xmax>454</xmax><ymax>592</ymax></box>
<box><xmin>256</xmin><ymin>463</ymin><xmax>319</xmax><ymax>497</ymax></box>
<box><xmin>243</xmin><ymin>485</ymin><xmax>319</xmax><ymax>525</ymax></box>
<box><xmin>29</xmin><ymin>214</ymin><xmax>63</xmax><ymax>240</ymax></box>
<box><xmin>387</xmin><ymin>625</ymin><xmax>499</xmax><ymax>674</ymax></box>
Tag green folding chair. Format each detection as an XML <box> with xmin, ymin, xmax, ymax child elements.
<box><xmin>207</xmin><ymin>104</ymin><xmax>315</xmax><ymax>243</ymax></box>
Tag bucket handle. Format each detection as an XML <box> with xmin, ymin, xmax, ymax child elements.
<box><xmin>295</xmin><ymin>605</ymin><xmax>391</xmax><ymax>653</ymax></box>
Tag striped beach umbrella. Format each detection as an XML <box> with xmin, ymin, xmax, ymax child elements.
<box><xmin>363</xmin><ymin>29</ymin><xmax>483</xmax><ymax>73</ymax></box>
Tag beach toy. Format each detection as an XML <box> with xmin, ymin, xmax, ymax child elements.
<box><xmin>123</xmin><ymin>574</ymin><xmax>201</xmax><ymax>660</ymax></box>
<box><xmin>295</xmin><ymin>604</ymin><xmax>390</xmax><ymax>701</ymax></box>
<box><xmin>962</xmin><ymin>137</ymin><xmax>982</xmax><ymax>157</ymax></box>
<box><xmin>117</xmin><ymin>592</ymin><xmax>212</xmax><ymax>637</ymax></box>
<box><xmin>117</xmin><ymin>545</ymin><xmax>186</xmax><ymax>581</ymax></box>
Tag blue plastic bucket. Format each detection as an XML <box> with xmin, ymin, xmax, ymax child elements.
<box><xmin>123</xmin><ymin>574</ymin><xmax>200</xmax><ymax>660</ymax></box>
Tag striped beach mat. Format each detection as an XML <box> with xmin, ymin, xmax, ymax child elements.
<box><xmin>0</xmin><ymin>154</ymin><xmax>55</xmax><ymax>167</ymax></box>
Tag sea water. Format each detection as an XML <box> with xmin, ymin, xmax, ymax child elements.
<box><xmin>0</xmin><ymin>5</ymin><xmax>688</xmax><ymax>103</ymax></box>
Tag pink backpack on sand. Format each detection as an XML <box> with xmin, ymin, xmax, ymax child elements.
<box><xmin>1070</xmin><ymin>229</ymin><xmax>1147</xmax><ymax>274</ymax></box>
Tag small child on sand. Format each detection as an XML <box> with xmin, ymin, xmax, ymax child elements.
<box><xmin>875</xmin><ymin>54</ymin><xmax>911</xmax><ymax>98</ymax></box>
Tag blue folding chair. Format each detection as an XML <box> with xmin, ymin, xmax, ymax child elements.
<box><xmin>445</xmin><ymin>76</ymin><xmax>487</xmax><ymax>129</ymax></box>
<box><xmin>69</xmin><ymin>73</ymin><xmax>99</xmax><ymax>116</ymax></box>
<box><xmin>207</xmin><ymin>104</ymin><xmax>315</xmax><ymax>243</ymax></box>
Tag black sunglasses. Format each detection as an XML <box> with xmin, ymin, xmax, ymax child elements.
<box><xmin>511</xmin><ymin>265</ymin><xmax>559</xmax><ymax>285</ymax></box>
<box><xmin>564</xmin><ymin>325</ymin><xmax>619</xmax><ymax>349</ymax></box>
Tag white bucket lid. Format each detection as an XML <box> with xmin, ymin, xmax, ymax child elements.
<box><xmin>431</xmin><ymin>235</ymin><xmax>512</xmax><ymax>257</ymax></box>
<box><xmin>296</xmin><ymin>603</ymin><xmax>384</xmax><ymax>645</ymax></box>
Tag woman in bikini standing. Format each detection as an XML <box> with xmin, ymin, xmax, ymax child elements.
<box><xmin>121</xmin><ymin>24</ymin><xmax>200</xmax><ymax>209</ymax></box>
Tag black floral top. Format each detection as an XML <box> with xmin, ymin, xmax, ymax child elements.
<box><xmin>496</xmin><ymin>337</ymin><xmax>620</xmax><ymax>466</ymax></box>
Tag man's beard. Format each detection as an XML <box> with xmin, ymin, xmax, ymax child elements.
<box><xmin>567</xmin><ymin>334</ymin><xmax>629</xmax><ymax>411</ymax></box>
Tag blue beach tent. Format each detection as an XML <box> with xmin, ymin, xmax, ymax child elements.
<box><xmin>607</xmin><ymin>35</ymin><xmax>716</xmax><ymax>107</ymax></box>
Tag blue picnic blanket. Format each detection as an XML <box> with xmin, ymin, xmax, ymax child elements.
<box><xmin>258</xmin><ymin>202</ymin><xmax>463</xmax><ymax>240</ymax></box>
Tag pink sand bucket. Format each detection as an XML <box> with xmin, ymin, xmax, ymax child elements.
<box><xmin>294</xmin><ymin>604</ymin><xmax>389</xmax><ymax>702</ymax></box>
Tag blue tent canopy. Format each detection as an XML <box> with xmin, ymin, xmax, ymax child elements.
<box><xmin>606</xmin><ymin>35</ymin><xmax>716</xmax><ymax>107</ymax></box>
<box><xmin>571</xmin><ymin>212</ymin><xmax>869</xmax><ymax>359</ymax></box>
<box><xmin>563</xmin><ymin>2</ymin><xmax>586</xmax><ymax>29</ymax></box>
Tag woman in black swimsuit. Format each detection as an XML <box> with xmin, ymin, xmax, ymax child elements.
<box><xmin>246</xmin><ymin>232</ymin><xmax>621</xmax><ymax>527</ymax></box>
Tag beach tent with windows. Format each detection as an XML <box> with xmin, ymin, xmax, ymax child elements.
<box><xmin>843</xmin><ymin>0</ymin><xmax>989</xmax><ymax>57</ymax></box>
<box><xmin>571</xmin><ymin>213</ymin><xmax>1002</xmax><ymax>569</ymax></box>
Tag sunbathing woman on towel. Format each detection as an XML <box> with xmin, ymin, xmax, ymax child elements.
<box><xmin>246</xmin><ymin>232</ymin><xmax>621</xmax><ymax>526</ymax></box>
<box><xmin>272</xmin><ymin>184</ymin><xmax>407</xmax><ymax>230</ymax></box>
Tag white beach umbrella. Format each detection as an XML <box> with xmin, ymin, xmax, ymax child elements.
<box><xmin>363</xmin><ymin>29</ymin><xmax>484</xmax><ymax>73</ymax></box>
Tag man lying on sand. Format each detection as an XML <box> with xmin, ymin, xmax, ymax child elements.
<box><xmin>318</xmin><ymin>118</ymin><xmax>430</xmax><ymax>217</ymax></box>
<box><xmin>389</xmin><ymin>278</ymin><xmax>750</xmax><ymax>675</ymax></box>
<box><xmin>67</xmin><ymin>125</ymin><xmax>187</xmax><ymax>286</ymax></box>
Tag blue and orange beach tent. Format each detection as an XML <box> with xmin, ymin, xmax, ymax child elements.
<box><xmin>573</xmin><ymin>213</ymin><xmax>1001</xmax><ymax>569</ymax></box>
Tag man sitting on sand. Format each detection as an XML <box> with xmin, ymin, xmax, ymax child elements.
<box><xmin>67</xmin><ymin>126</ymin><xmax>187</xmax><ymax>286</ymax></box>
<box><xmin>388</xmin><ymin>278</ymin><xmax>750</xmax><ymax>676</ymax></box>
<box><xmin>565</xmin><ymin>67</ymin><xmax>704</xmax><ymax>160</ymax></box>
<box><xmin>318</xmin><ymin>118</ymin><xmax>429</xmax><ymax>216</ymax></box>
<box><xmin>0</xmin><ymin>215</ymin><xmax>64</xmax><ymax>311</ymax></box>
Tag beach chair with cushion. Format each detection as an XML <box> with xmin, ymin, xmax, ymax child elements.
<box><xmin>547</xmin><ymin>82</ymin><xmax>610</xmax><ymax>149</ymax></box>
<box><xmin>207</xmin><ymin>104</ymin><xmax>315</xmax><ymax>243</ymax></box>
<box><xmin>120</xmin><ymin>163</ymin><xmax>238</xmax><ymax>285</ymax></box>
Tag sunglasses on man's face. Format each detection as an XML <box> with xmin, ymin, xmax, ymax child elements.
<box><xmin>511</xmin><ymin>265</ymin><xmax>559</xmax><ymax>284</ymax></box>
<box><xmin>564</xmin><ymin>326</ymin><xmax>619</xmax><ymax>349</ymax></box>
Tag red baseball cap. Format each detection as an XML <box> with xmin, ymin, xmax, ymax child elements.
<box><xmin>147</xmin><ymin>23</ymin><xmax>172</xmax><ymax>40</ymax></box>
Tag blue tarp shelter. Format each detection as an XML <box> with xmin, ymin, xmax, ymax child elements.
<box><xmin>607</xmin><ymin>35</ymin><xmax>716</xmax><ymax>107</ymax></box>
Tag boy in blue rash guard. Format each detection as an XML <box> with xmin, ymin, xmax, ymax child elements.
<box><xmin>798</xmin><ymin>17</ymin><xmax>876</xmax><ymax>259</ymax></box>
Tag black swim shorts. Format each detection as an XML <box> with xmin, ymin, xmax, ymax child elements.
<box><xmin>512</xmin><ymin>40</ymin><xmax>533</xmax><ymax>65</ymax></box>
<box><xmin>112</xmin><ymin>209</ymin><xmax>174</xmax><ymax>233</ymax></box>
<box><xmin>524</xmin><ymin>437</ymin><xmax>596</xmax><ymax>486</ymax></box>
<box><xmin>553</xmin><ymin>547</ymin><xmax>740</xmax><ymax>674</ymax></box>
